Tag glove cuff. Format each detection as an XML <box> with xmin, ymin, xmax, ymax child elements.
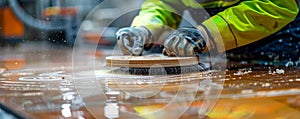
<box><xmin>197</xmin><ymin>24</ymin><xmax>215</xmax><ymax>53</ymax></box>
<box><xmin>135</xmin><ymin>26</ymin><xmax>154</xmax><ymax>50</ymax></box>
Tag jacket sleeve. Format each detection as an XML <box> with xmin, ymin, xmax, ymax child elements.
<box><xmin>131</xmin><ymin>0</ymin><xmax>185</xmax><ymax>42</ymax></box>
<box><xmin>202</xmin><ymin>0</ymin><xmax>299</xmax><ymax>52</ymax></box>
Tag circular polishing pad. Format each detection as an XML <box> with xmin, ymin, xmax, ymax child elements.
<box><xmin>105</xmin><ymin>55</ymin><xmax>199</xmax><ymax>68</ymax></box>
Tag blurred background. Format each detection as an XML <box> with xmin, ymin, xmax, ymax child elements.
<box><xmin>0</xmin><ymin>0</ymin><xmax>141</xmax><ymax>47</ymax></box>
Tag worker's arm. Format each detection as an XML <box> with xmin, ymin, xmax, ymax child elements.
<box><xmin>116</xmin><ymin>0</ymin><xmax>185</xmax><ymax>55</ymax></box>
<box><xmin>202</xmin><ymin>0</ymin><xmax>299</xmax><ymax>52</ymax></box>
<box><xmin>131</xmin><ymin>0</ymin><xmax>185</xmax><ymax>43</ymax></box>
<box><xmin>163</xmin><ymin>0</ymin><xmax>299</xmax><ymax>56</ymax></box>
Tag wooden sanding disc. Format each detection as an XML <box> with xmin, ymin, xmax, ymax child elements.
<box><xmin>105</xmin><ymin>55</ymin><xmax>199</xmax><ymax>68</ymax></box>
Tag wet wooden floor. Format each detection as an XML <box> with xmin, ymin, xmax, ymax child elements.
<box><xmin>0</xmin><ymin>41</ymin><xmax>299</xmax><ymax>119</ymax></box>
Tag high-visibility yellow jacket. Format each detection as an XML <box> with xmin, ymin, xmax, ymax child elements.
<box><xmin>131</xmin><ymin>0</ymin><xmax>299</xmax><ymax>52</ymax></box>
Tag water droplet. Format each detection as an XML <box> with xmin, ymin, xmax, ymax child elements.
<box><xmin>275</xmin><ymin>69</ymin><xmax>285</xmax><ymax>74</ymax></box>
<box><xmin>241</xmin><ymin>89</ymin><xmax>253</xmax><ymax>94</ymax></box>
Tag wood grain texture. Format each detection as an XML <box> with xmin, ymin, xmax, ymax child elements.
<box><xmin>105</xmin><ymin>55</ymin><xmax>199</xmax><ymax>68</ymax></box>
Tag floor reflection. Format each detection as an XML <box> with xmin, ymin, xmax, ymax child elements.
<box><xmin>0</xmin><ymin>41</ymin><xmax>299</xmax><ymax>118</ymax></box>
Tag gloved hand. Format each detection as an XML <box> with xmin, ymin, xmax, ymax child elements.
<box><xmin>116</xmin><ymin>27</ymin><xmax>152</xmax><ymax>56</ymax></box>
<box><xmin>163</xmin><ymin>26</ymin><xmax>212</xmax><ymax>57</ymax></box>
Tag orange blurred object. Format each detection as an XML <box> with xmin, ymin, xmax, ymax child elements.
<box><xmin>1</xmin><ymin>58</ymin><xmax>25</xmax><ymax>70</ymax></box>
<box><xmin>0</xmin><ymin>7</ymin><xmax>24</xmax><ymax>37</ymax></box>
<box><xmin>95</xmin><ymin>50</ymin><xmax>104</xmax><ymax>58</ymax></box>
<box><xmin>42</xmin><ymin>7</ymin><xmax>77</xmax><ymax>17</ymax></box>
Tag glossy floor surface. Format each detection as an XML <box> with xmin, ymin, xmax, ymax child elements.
<box><xmin>0</xmin><ymin>41</ymin><xmax>299</xmax><ymax>119</ymax></box>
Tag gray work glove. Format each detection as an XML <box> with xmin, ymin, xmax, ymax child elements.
<box><xmin>163</xmin><ymin>26</ymin><xmax>212</xmax><ymax>57</ymax></box>
<box><xmin>116</xmin><ymin>27</ymin><xmax>152</xmax><ymax>56</ymax></box>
